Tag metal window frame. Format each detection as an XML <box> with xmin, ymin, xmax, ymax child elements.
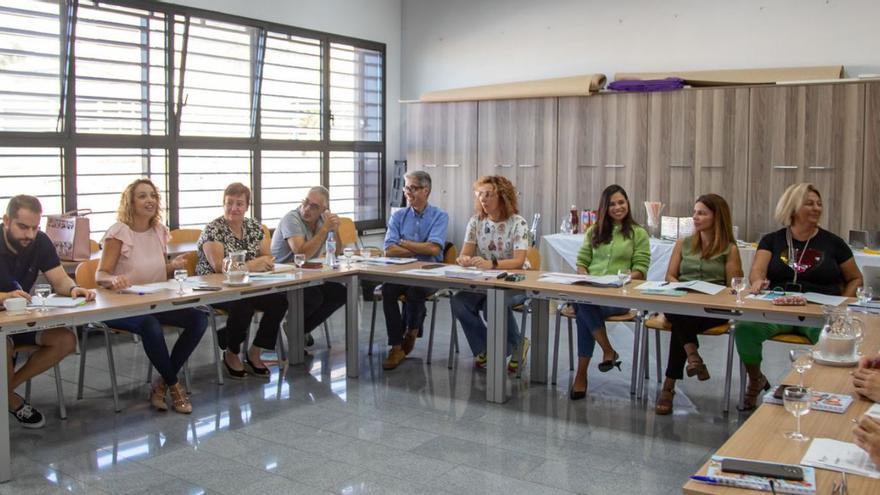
<box><xmin>0</xmin><ymin>0</ymin><xmax>387</xmax><ymax>231</ymax></box>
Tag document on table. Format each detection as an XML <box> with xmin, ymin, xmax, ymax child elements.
<box><xmin>537</xmin><ymin>272</ymin><xmax>622</xmax><ymax>288</ymax></box>
<box><xmin>801</xmin><ymin>438</ymin><xmax>880</xmax><ymax>479</ymax></box>
<box><xmin>398</xmin><ymin>266</ymin><xmax>449</xmax><ymax>277</ymax></box>
<box><xmin>118</xmin><ymin>283</ymin><xmax>170</xmax><ymax>294</ymax></box>
<box><xmin>28</xmin><ymin>296</ymin><xmax>88</xmax><ymax>308</ymax></box>
<box><xmin>749</xmin><ymin>291</ymin><xmax>848</xmax><ymax>306</ymax></box>
<box><xmin>362</xmin><ymin>257</ymin><xmax>418</xmax><ymax>265</ymax></box>
<box><xmin>636</xmin><ymin>280</ymin><xmax>726</xmax><ymax>295</ymax></box>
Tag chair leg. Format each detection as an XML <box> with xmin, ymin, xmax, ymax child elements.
<box><xmin>146</xmin><ymin>362</ymin><xmax>153</xmax><ymax>384</ymax></box>
<box><xmin>630</xmin><ymin>315</ymin><xmax>641</xmax><ymax>396</ymax></box>
<box><xmin>426</xmin><ymin>297</ymin><xmax>439</xmax><ymax>364</ymax></box>
<box><xmin>723</xmin><ymin>323</ymin><xmax>736</xmax><ymax>413</ymax></box>
<box><xmin>368</xmin><ymin>295</ymin><xmax>378</xmax><ymax>356</ymax></box>
<box><xmin>206</xmin><ymin>309</ymin><xmax>224</xmax><ymax>386</ymax></box>
<box><xmin>103</xmin><ymin>329</ymin><xmax>121</xmax><ymax>413</ymax></box>
<box><xmin>53</xmin><ymin>363</ymin><xmax>67</xmax><ymax>420</ymax></box>
<box><xmin>738</xmin><ymin>358</ymin><xmax>747</xmax><ymax>409</ymax></box>
<box><xmin>516</xmin><ymin>305</ymin><xmax>529</xmax><ymax>379</ymax></box>
<box><xmin>447</xmin><ymin>308</ymin><xmax>458</xmax><ymax>369</ymax></box>
<box><xmin>567</xmin><ymin>316</ymin><xmax>574</xmax><ymax>371</ymax></box>
<box><xmin>654</xmin><ymin>329</ymin><xmax>662</xmax><ymax>384</ymax></box>
<box><xmin>323</xmin><ymin>321</ymin><xmax>331</xmax><ymax>349</ymax></box>
<box><xmin>77</xmin><ymin>327</ymin><xmax>89</xmax><ymax>400</ymax></box>
<box><xmin>276</xmin><ymin>327</ymin><xmax>287</xmax><ymax>363</ymax></box>
<box><xmin>552</xmin><ymin>308</ymin><xmax>562</xmax><ymax>385</ymax></box>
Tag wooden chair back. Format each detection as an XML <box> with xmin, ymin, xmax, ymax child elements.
<box><xmin>338</xmin><ymin>217</ymin><xmax>358</xmax><ymax>247</ymax></box>
<box><xmin>169</xmin><ymin>228</ymin><xmax>202</xmax><ymax>244</ymax></box>
<box><xmin>526</xmin><ymin>246</ymin><xmax>541</xmax><ymax>271</ymax></box>
<box><xmin>75</xmin><ymin>258</ymin><xmax>100</xmax><ymax>290</ymax></box>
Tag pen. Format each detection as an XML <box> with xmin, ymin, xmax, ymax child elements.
<box><xmin>13</xmin><ymin>280</ymin><xmax>23</xmax><ymax>291</ymax></box>
<box><xmin>659</xmin><ymin>281</ymin><xmax>669</xmax><ymax>286</ymax></box>
<box><xmin>689</xmin><ymin>475</ymin><xmax>718</xmax><ymax>484</ymax></box>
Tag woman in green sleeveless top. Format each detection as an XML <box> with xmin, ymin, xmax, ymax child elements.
<box><xmin>655</xmin><ymin>194</ymin><xmax>743</xmax><ymax>415</ymax></box>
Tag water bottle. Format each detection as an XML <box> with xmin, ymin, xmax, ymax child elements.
<box><xmin>325</xmin><ymin>231</ymin><xmax>337</xmax><ymax>268</ymax></box>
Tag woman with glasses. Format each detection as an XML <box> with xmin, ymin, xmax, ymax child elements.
<box><xmin>569</xmin><ymin>184</ymin><xmax>650</xmax><ymax>400</ymax></box>
<box><xmin>735</xmin><ymin>183</ymin><xmax>862</xmax><ymax>410</ymax></box>
<box><xmin>197</xmin><ymin>182</ymin><xmax>287</xmax><ymax>379</ymax></box>
<box><xmin>655</xmin><ymin>194</ymin><xmax>742</xmax><ymax>415</ymax></box>
<box><xmin>451</xmin><ymin>175</ymin><xmax>530</xmax><ymax>373</ymax></box>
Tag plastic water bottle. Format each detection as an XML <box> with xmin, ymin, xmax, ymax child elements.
<box><xmin>325</xmin><ymin>231</ymin><xmax>337</xmax><ymax>268</ymax></box>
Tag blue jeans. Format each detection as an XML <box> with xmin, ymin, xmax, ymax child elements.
<box><xmin>105</xmin><ymin>308</ymin><xmax>208</xmax><ymax>386</ymax></box>
<box><xmin>451</xmin><ymin>291</ymin><xmax>527</xmax><ymax>356</ymax></box>
<box><xmin>574</xmin><ymin>304</ymin><xmax>629</xmax><ymax>358</ymax></box>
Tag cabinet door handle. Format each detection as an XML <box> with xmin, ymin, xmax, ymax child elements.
<box><xmin>772</xmin><ymin>163</ymin><xmax>797</xmax><ymax>170</ymax></box>
<box><xmin>442</xmin><ymin>163</ymin><xmax>460</xmax><ymax>168</ymax></box>
<box><xmin>670</xmin><ymin>163</ymin><xmax>691</xmax><ymax>169</ymax></box>
<box><xmin>605</xmin><ymin>163</ymin><xmax>625</xmax><ymax>169</ymax></box>
<box><xmin>577</xmin><ymin>164</ymin><xmax>599</xmax><ymax>168</ymax></box>
<box><xmin>518</xmin><ymin>163</ymin><xmax>537</xmax><ymax>168</ymax></box>
<box><xmin>495</xmin><ymin>163</ymin><xmax>513</xmax><ymax>168</ymax></box>
<box><xmin>424</xmin><ymin>163</ymin><xmax>437</xmax><ymax>168</ymax></box>
<box><xmin>808</xmin><ymin>165</ymin><xmax>831</xmax><ymax>170</ymax></box>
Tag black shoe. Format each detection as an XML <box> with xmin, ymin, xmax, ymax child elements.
<box><xmin>222</xmin><ymin>354</ymin><xmax>246</xmax><ymax>380</ymax></box>
<box><xmin>244</xmin><ymin>357</ymin><xmax>271</xmax><ymax>379</ymax></box>
<box><xmin>305</xmin><ymin>333</ymin><xmax>315</xmax><ymax>347</ymax></box>
<box><xmin>10</xmin><ymin>397</ymin><xmax>45</xmax><ymax>429</ymax></box>
<box><xmin>569</xmin><ymin>387</ymin><xmax>586</xmax><ymax>401</ymax></box>
<box><xmin>597</xmin><ymin>352</ymin><xmax>622</xmax><ymax>373</ymax></box>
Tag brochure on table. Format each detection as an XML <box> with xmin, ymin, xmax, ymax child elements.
<box><xmin>537</xmin><ymin>272</ymin><xmax>622</xmax><ymax>288</ymax></box>
<box><xmin>801</xmin><ymin>438</ymin><xmax>880</xmax><ymax>479</ymax></box>
<box><xmin>636</xmin><ymin>280</ymin><xmax>726</xmax><ymax>295</ymax></box>
<box><xmin>748</xmin><ymin>291</ymin><xmax>848</xmax><ymax>306</ymax></box>
<box><xmin>28</xmin><ymin>295</ymin><xmax>87</xmax><ymax>308</ymax></box>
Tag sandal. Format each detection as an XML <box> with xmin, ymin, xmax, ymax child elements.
<box><xmin>685</xmin><ymin>353</ymin><xmax>710</xmax><ymax>381</ymax></box>
<box><xmin>149</xmin><ymin>378</ymin><xmax>168</xmax><ymax>412</ymax></box>
<box><xmin>655</xmin><ymin>387</ymin><xmax>675</xmax><ymax>415</ymax></box>
<box><xmin>168</xmin><ymin>382</ymin><xmax>192</xmax><ymax>414</ymax></box>
<box><xmin>738</xmin><ymin>374</ymin><xmax>770</xmax><ymax>412</ymax></box>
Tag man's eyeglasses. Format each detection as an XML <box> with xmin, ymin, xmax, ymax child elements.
<box><xmin>403</xmin><ymin>185</ymin><xmax>425</xmax><ymax>193</ymax></box>
<box><xmin>302</xmin><ymin>200</ymin><xmax>324</xmax><ymax>212</ymax></box>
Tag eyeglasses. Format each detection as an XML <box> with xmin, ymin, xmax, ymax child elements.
<box><xmin>302</xmin><ymin>201</ymin><xmax>324</xmax><ymax>211</ymax></box>
<box><xmin>403</xmin><ymin>185</ymin><xmax>425</xmax><ymax>193</ymax></box>
<box><xmin>475</xmin><ymin>190</ymin><xmax>496</xmax><ymax>199</ymax></box>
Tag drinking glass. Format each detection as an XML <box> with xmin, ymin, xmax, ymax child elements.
<box><xmin>857</xmin><ymin>285</ymin><xmax>873</xmax><ymax>305</ymax></box>
<box><xmin>617</xmin><ymin>269</ymin><xmax>631</xmax><ymax>294</ymax></box>
<box><xmin>173</xmin><ymin>269</ymin><xmax>188</xmax><ymax>295</ymax></box>
<box><xmin>294</xmin><ymin>254</ymin><xmax>306</xmax><ymax>273</ymax></box>
<box><xmin>34</xmin><ymin>283</ymin><xmax>52</xmax><ymax>312</ymax></box>
<box><xmin>343</xmin><ymin>247</ymin><xmax>355</xmax><ymax>268</ymax></box>
<box><xmin>731</xmin><ymin>277</ymin><xmax>748</xmax><ymax>305</ymax></box>
<box><xmin>789</xmin><ymin>349</ymin><xmax>813</xmax><ymax>387</ymax></box>
<box><xmin>783</xmin><ymin>386</ymin><xmax>811</xmax><ymax>441</ymax></box>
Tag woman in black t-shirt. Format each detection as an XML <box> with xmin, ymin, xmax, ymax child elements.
<box><xmin>735</xmin><ymin>183</ymin><xmax>863</xmax><ymax>410</ymax></box>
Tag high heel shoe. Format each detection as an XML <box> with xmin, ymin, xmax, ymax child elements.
<box><xmin>655</xmin><ymin>386</ymin><xmax>675</xmax><ymax>415</ymax></box>
<box><xmin>737</xmin><ymin>374</ymin><xmax>770</xmax><ymax>412</ymax></box>
<box><xmin>244</xmin><ymin>356</ymin><xmax>271</xmax><ymax>378</ymax></box>
<box><xmin>685</xmin><ymin>354</ymin><xmax>711</xmax><ymax>381</ymax></box>
<box><xmin>168</xmin><ymin>382</ymin><xmax>192</xmax><ymax>414</ymax></box>
<box><xmin>222</xmin><ymin>352</ymin><xmax>246</xmax><ymax>380</ymax></box>
<box><xmin>597</xmin><ymin>351</ymin><xmax>622</xmax><ymax>372</ymax></box>
<box><xmin>569</xmin><ymin>380</ymin><xmax>587</xmax><ymax>401</ymax></box>
<box><xmin>149</xmin><ymin>378</ymin><xmax>168</xmax><ymax>411</ymax></box>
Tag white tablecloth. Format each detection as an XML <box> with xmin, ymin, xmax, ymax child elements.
<box><xmin>540</xmin><ymin>234</ymin><xmax>880</xmax><ymax>282</ymax></box>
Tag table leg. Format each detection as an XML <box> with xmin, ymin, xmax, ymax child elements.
<box><xmin>344</xmin><ymin>275</ymin><xmax>359</xmax><ymax>379</ymax></box>
<box><xmin>0</xmin><ymin>335</ymin><xmax>10</xmax><ymax>482</ymax></box>
<box><xmin>487</xmin><ymin>287</ymin><xmax>511</xmax><ymax>404</ymax></box>
<box><xmin>529</xmin><ymin>298</ymin><xmax>550</xmax><ymax>384</ymax></box>
<box><xmin>286</xmin><ymin>288</ymin><xmax>304</xmax><ymax>366</ymax></box>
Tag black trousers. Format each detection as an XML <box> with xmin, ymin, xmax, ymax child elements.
<box><xmin>215</xmin><ymin>292</ymin><xmax>288</xmax><ymax>354</ymax></box>
<box><xmin>381</xmin><ymin>283</ymin><xmax>435</xmax><ymax>347</ymax></box>
<box><xmin>663</xmin><ymin>313</ymin><xmax>727</xmax><ymax>380</ymax></box>
<box><xmin>302</xmin><ymin>282</ymin><xmax>347</xmax><ymax>333</ymax></box>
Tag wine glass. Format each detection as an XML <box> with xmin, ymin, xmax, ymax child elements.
<box><xmin>34</xmin><ymin>283</ymin><xmax>52</xmax><ymax>312</ymax></box>
<box><xmin>343</xmin><ymin>247</ymin><xmax>355</xmax><ymax>268</ymax></box>
<box><xmin>617</xmin><ymin>269</ymin><xmax>631</xmax><ymax>294</ymax></box>
<box><xmin>857</xmin><ymin>285</ymin><xmax>873</xmax><ymax>305</ymax></box>
<box><xmin>783</xmin><ymin>386</ymin><xmax>812</xmax><ymax>441</ymax></box>
<box><xmin>173</xmin><ymin>269</ymin><xmax>188</xmax><ymax>295</ymax></box>
<box><xmin>294</xmin><ymin>253</ymin><xmax>306</xmax><ymax>273</ymax></box>
<box><xmin>731</xmin><ymin>277</ymin><xmax>748</xmax><ymax>305</ymax></box>
<box><xmin>789</xmin><ymin>349</ymin><xmax>813</xmax><ymax>387</ymax></box>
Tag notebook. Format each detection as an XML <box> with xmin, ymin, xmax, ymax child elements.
<box><xmin>691</xmin><ymin>456</ymin><xmax>816</xmax><ymax>494</ymax></box>
<box><xmin>762</xmin><ymin>389</ymin><xmax>854</xmax><ymax>414</ymax></box>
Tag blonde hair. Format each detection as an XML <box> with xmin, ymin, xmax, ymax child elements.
<box><xmin>117</xmin><ymin>178</ymin><xmax>162</xmax><ymax>227</ymax></box>
<box><xmin>774</xmin><ymin>183</ymin><xmax>821</xmax><ymax>227</ymax></box>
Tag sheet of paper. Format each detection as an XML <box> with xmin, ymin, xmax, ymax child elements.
<box><xmin>28</xmin><ymin>296</ymin><xmax>87</xmax><ymax>308</ymax></box>
<box><xmin>118</xmin><ymin>284</ymin><xmax>167</xmax><ymax>294</ymax></box>
<box><xmin>748</xmin><ymin>291</ymin><xmax>847</xmax><ymax>306</ymax></box>
<box><xmin>537</xmin><ymin>272</ymin><xmax>621</xmax><ymax>287</ymax></box>
<box><xmin>636</xmin><ymin>280</ymin><xmax>725</xmax><ymax>295</ymax></box>
<box><xmin>362</xmin><ymin>257</ymin><xmax>418</xmax><ymax>265</ymax></box>
<box><xmin>398</xmin><ymin>267</ymin><xmax>448</xmax><ymax>277</ymax></box>
<box><xmin>801</xmin><ymin>438</ymin><xmax>880</xmax><ymax>479</ymax></box>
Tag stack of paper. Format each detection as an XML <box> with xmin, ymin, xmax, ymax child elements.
<box><xmin>801</xmin><ymin>438</ymin><xmax>880</xmax><ymax>479</ymax></box>
<box><xmin>749</xmin><ymin>291</ymin><xmax>848</xmax><ymax>306</ymax></box>
<box><xmin>637</xmin><ymin>280</ymin><xmax>726</xmax><ymax>295</ymax></box>
<box><xmin>28</xmin><ymin>296</ymin><xmax>87</xmax><ymax>308</ymax></box>
<box><xmin>537</xmin><ymin>272</ymin><xmax>622</xmax><ymax>288</ymax></box>
<box><xmin>363</xmin><ymin>257</ymin><xmax>418</xmax><ymax>265</ymax></box>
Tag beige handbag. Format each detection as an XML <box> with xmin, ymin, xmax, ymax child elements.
<box><xmin>45</xmin><ymin>209</ymin><xmax>92</xmax><ymax>261</ymax></box>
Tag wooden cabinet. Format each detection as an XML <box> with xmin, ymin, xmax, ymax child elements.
<box><xmin>478</xmin><ymin>98</ymin><xmax>557</xmax><ymax>236</ymax></box>
<box><xmin>405</xmin><ymin>102</ymin><xmax>478</xmax><ymax>248</ymax></box>
<box><xmin>558</xmin><ymin>93</ymin><xmax>648</xmax><ymax>225</ymax></box>
<box><xmin>647</xmin><ymin>88</ymin><xmax>750</xmax><ymax>233</ymax></box>
<box><xmin>863</xmin><ymin>82</ymin><xmax>880</xmax><ymax>231</ymax></box>
<box><xmin>747</xmin><ymin>84</ymin><xmax>864</xmax><ymax>241</ymax></box>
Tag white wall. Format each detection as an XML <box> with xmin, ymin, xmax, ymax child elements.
<box><xmin>401</xmin><ymin>0</ymin><xmax>880</xmax><ymax>99</ymax></box>
<box><xmin>163</xmin><ymin>0</ymin><xmax>404</xmax><ymax>159</ymax></box>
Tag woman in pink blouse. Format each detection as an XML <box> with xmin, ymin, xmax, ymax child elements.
<box><xmin>96</xmin><ymin>179</ymin><xmax>207</xmax><ymax>414</ymax></box>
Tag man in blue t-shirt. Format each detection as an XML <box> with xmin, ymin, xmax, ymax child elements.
<box><xmin>381</xmin><ymin>171</ymin><xmax>448</xmax><ymax>370</ymax></box>
<box><xmin>1</xmin><ymin>195</ymin><xmax>95</xmax><ymax>428</ymax></box>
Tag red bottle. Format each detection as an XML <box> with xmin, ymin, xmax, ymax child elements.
<box><xmin>569</xmin><ymin>205</ymin><xmax>579</xmax><ymax>234</ymax></box>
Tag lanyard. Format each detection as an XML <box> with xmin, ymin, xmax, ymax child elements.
<box><xmin>786</xmin><ymin>228</ymin><xmax>813</xmax><ymax>283</ymax></box>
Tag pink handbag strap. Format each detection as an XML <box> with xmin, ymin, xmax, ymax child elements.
<box><xmin>62</xmin><ymin>209</ymin><xmax>92</xmax><ymax>217</ymax></box>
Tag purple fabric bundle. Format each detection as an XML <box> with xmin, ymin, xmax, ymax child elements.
<box><xmin>607</xmin><ymin>77</ymin><xmax>685</xmax><ymax>92</ymax></box>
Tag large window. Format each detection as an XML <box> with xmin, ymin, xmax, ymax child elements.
<box><xmin>0</xmin><ymin>0</ymin><xmax>386</xmax><ymax>239</ymax></box>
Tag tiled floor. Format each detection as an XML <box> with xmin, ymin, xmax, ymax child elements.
<box><xmin>4</xmin><ymin>299</ymin><xmax>801</xmax><ymax>494</ymax></box>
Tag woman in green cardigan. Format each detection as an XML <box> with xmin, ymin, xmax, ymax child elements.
<box><xmin>570</xmin><ymin>185</ymin><xmax>650</xmax><ymax>400</ymax></box>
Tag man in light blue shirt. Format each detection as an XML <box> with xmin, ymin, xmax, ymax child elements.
<box><xmin>382</xmin><ymin>170</ymin><xmax>448</xmax><ymax>370</ymax></box>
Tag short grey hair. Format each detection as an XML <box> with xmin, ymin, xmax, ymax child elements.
<box><xmin>405</xmin><ymin>170</ymin><xmax>432</xmax><ymax>190</ymax></box>
<box><xmin>305</xmin><ymin>185</ymin><xmax>330</xmax><ymax>206</ymax></box>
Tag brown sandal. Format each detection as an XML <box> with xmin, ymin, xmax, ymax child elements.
<box><xmin>685</xmin><ymin>353</ymin><xmax>710</xmax><ymax>381</ymax></box>
<box><xmin>655</xmin><ymin>387</ymin><xmax>675</xmax><ymax>415</ymax></box>
<box><xmin>738</xmin><ymin>374</ymin><xmax>770</xmax><ymax>412</ymax></box>
<box><xmin>168</xmin><ymin>382</ymin><xmax>192</xmax><ymax>414</ymax></box>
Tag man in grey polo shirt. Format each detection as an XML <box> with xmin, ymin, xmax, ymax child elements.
<box><xmin>271</xmin><ymin>186</ymin><xmax>345</xmax><ymax>347</ymax></box>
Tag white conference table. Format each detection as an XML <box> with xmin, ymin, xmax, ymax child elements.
<box><xmin>541</xmin><ymin>233</ymin><xmax>880</xmax><ymax>280</ymax></box>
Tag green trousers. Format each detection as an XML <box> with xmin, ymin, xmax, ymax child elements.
<box><xmin>734</xmin><ymin>322</ymin><xmax>821</xmax><ymax>365</ymax></box>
